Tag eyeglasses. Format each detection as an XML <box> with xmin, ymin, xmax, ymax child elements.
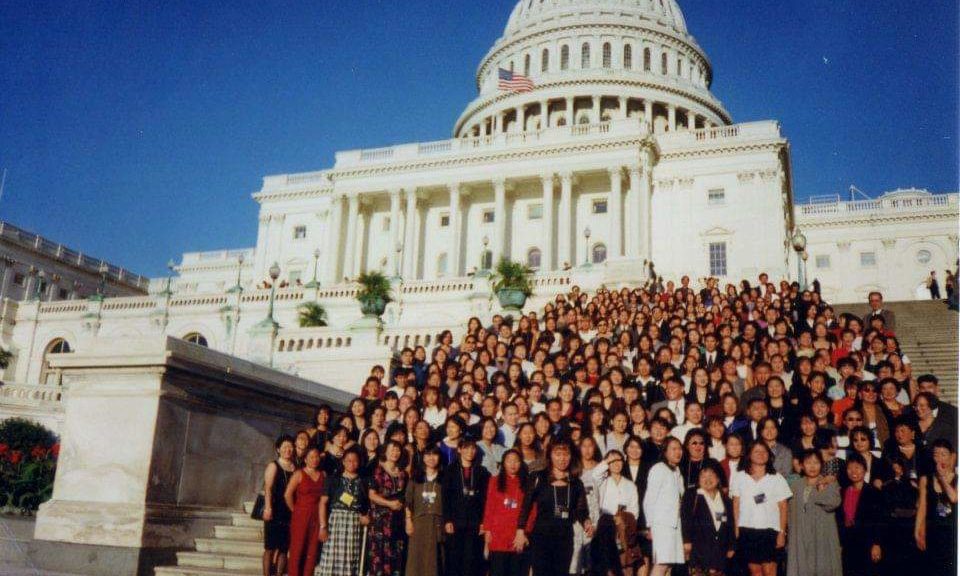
<box><xmin>689</xmin><ymin>441</ymin><xmax>705</xmax><ymax>446</ymax></box>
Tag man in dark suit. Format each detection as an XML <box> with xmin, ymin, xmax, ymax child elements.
<box><xmin>700</xmin><ymin>333</ymin><xmax>725</xmax><ymax>371</ymax></box>
<box><xmin>863</xmin><ymin>291</ymin><xmax>897</xmax><ymax>332</ymax></box>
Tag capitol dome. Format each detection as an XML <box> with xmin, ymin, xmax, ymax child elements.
<box><xmin>453</xmin><ymin>0</ymin><xmax>731</xmax><ymax>138</ymax></box>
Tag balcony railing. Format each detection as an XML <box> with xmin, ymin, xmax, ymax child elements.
<box><xmin>797</xmin><ymin>193</ymin><xmax>958</xmax><ymax>219</ymax></box>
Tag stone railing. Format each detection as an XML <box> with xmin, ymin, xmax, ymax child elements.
<box><xmin>276</xmin><ymin>328</ymin><xmax>354</xmax><ymax>353</ymax></box>
<box><xmin>401</xmin><ymin>278</ymin><xmax>476</xmax><ymax>295</ymax></box>
<box><xmin>334</xmin><ymin>117</ymin><xmax>644</xmax><ymax>167</ymax></box>
<box><xmin>102</xmin><ymin>297</ymin><xmax>157</xmax><ymax>312</ymax></box>
<box><xmin>0</xmin><ymin>382</ymin><xmax>63</xmax><ymax>405</ymax></box>
<box><xmin>0</xmin><ymin>221</ymin><xmax>148</xmax><ymax>290</ymax></box>
<box><xmin>38</xmin><ymin>301</ymin><xmax>88</xmax><ymax>315</ymax></box>
<box><xmin>797</xmin><ymin>192</ymin><xmax>958</xmax><ymax>220</ymax></box>
<box><xmin>657</xmin><ymin>120</ymin><xmax>780</xmax><ymax>148</ymax></box>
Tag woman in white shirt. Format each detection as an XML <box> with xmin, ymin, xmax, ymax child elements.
<box><xmin>589</xmin><ymin>450</ymin><xmax>641</xmax><ymax>576</ymax></box>
<box><xmin>730</xmin><ymin>441</ymin><xmax>792</xmax><ymax>576</ymax></box>
<box><xmin>643</xmin><ymin>437</ymin><xmax>685</xmax><ymax>576</ymax></box>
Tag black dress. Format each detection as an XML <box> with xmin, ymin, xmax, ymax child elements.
<box><xmin>837</xmin><ymin>483</ymin><xmax>883</xmax><ymax>576</ymax></box>
<box><xmin>263</xmin><ymin>460</ymin><xmax>293</xmax><ymax>551</ymax></box>
<box><xmin>879</xmin><ymin>477</ymin><xmax>918</xmax><ymax>576</ymax></box>
<box><xmin>518</xmin><ymin>471</ymin><xmax>589</xmax><ymax>576</ymax></box>
<box><xmin>922</xmin><ymin>473</ymin><xmax>957</xmax><ymax>576</ymax></box>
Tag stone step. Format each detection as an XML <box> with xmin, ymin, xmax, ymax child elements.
<box><xmin>176</xmin><ymin>551</ymin><xmax>262</xmax><ymax>572</ymax></box>
<box><xmin>242</xmin><ymin>501</ymin><xmax>256</xmax><ymax>515</ymax></box>
<box><xmin>156</xmin><ymin>565</ymin><xmax>259</xmax><ymax>576</ymax></box>
<box><xmin>230</xmin><ymin>513</ymin><xmax>262</xmax><ymax>528</ymax></box>
<box><xmin>214</xmin><ymin>525</ymin><xmax>262</xmax><ymax>541</ymax></box>
<box><xmin>194</xmin><ymin>537</ymin><xmax>262</xmax><ymax>557</ymax></box>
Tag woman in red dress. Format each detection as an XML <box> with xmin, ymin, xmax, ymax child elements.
<box><xmin>284</xmin><ymin>447</ymin><xmax>326</xmax><ymax>576</ymax></box>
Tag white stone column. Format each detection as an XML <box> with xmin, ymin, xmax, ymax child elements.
<box><xmin>541</xmin><ymin>174</ymin><xmax>555</xmax><ymax>271</ymax></box>
<box><xmin>627</xmin><ymin>166</ymin><xmax>642</xmax><ymax>258</ymax></box>
<box><xmin>644</xmin><ymin>100</ymin><xmax>653</xmax><ymax>125</ymax></box>
<box><xmin>687</xmin><ymin>110</ymin><xmax>697</xmax><ymax>130</ymax></box>
<box><xmin>325</xmin><ymin>195</ymin><xmax>344</xmax><ymax>283</ymax></box>
<box><xmin>403</xmin><ymin>188</ymin><xmax>418</xmax><ymax>279</ymax></box>
<box><xmin>494</xmin><ymin>112</ymin><xmax>502</xmax><ymax>134</ymax></box>
<box><xmin>566</xmin><ymin>97</ymin><xmax>574</xmax><ymax>126</ymax></box>
<box><xmin>619</xmin><ymin>96</ymin><xmax>628</xmax><ymax>119</ymax></box>
<box><xmin>540</xmin><ymin>100</ymin><xmax>549</xmax><ymax>128</ymax></box>
<box><xmin>0</xmin><ymin>259</ymin><xmax>13</xmax><ymax>301</ymax></box>
<box><xmin>592</xmin><ymin>95</ymin><xmax>601</xmax><ymax>122</ymax></box>
<box><xmin>343</xmin><ymin>194</ymin><xmax>360</xmax><ymax>279</ymax></box>
<box><xmin>448</xmin><ymin>182</ymin><xmax>462</xmax><ymax>277</ymax></box>
<box><xmin>559</xmin><ymin>172</ymin><xmax>573</xmax><ymax>268</ymax></box>
<box><xmin>668</xmin><ymin>104</ymin><xmax>676</xmax><ymax>132</ymax></box>
<box><xmin>388</xmin><ymin>189</ymin><xmax>401</xmax><ymax>276</ymax></box>
<box><xmin>493</xmin><ymin>179</ymin><xmax>508</xmax><ymax>262</ymax></box>
<box><xmin>608</xmin><ymin>168</ymin><xmax>623</xmax><ymax>259</ymax></box>
<box><xmin>638</xmin><ymin>161</ymin><xmax>653</xmax><ymax>262</ymax></box>
<box><xmin>515</xmin><ymin>106</ymin><xmax>524</xmax><ymax>132</ymax></box>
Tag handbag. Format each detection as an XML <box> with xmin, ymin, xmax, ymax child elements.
<box><xmin>251</xmin><ymin>493</ymin><xmax>266</xmax><ymax>520</ymax></box>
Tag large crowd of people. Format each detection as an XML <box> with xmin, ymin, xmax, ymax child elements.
<box><xmin>258</xmin><ymin>273</ymin><xmax>957</xmax><ymax>576</ymax></box>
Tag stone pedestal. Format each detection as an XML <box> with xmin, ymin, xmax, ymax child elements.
<box><xmin>31</xmin><ymin>336</ymin><xmax>352</xmax><ymax>575</ymax></box>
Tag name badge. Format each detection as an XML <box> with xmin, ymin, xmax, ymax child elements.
<box><xmin>422</xmin><ymin>490</ymin><xmax>437</xmax><ymax>504</ymax></box>
<box><xmin>504</xmin><ymin>498</ymin><xmax>518</xmax><ymax>509</ymax></box>
<box><xmin>754</xmin><ymin>493</ymin><xmax>766</xmax><ymax>504</ymax></box>
<box><xmin>339</xmin><ymin>492</ymin><xmax>355</xmax><ymax>506</ymax></box>
<box><xmin>463</xmin><ymin>488</ymin><xmax>476</xmax><ymax>497</ymax></box>
<box><xmin>937</xmin><ymin>502</ymin><xmax>952</xmax><ymax>518</ymax></box>
<box><xmin>585</xmin><ymin>485</ymin><xmax>594</xmax><ymax>495</ymax></box>
<box><xmin>556</xmin><ymin>506</ymin><xmax>569</xmax><ymax>519</ymax></box>
<box><xmin>714</xmin><ymin>511</ymin><xmax>726</xmax><ymax>522</ymax></box>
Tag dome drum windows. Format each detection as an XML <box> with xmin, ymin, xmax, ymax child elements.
<box><xmin>524</xmin><ymin>54</ymin><xmax>531</xmax><ymax>76</ymax></box>
<box><xmin>602</xmin><ymin>42</ymin><xmax>612</xmax><ymax>68</ymax></box>
<box><xmin>643</xmin><ymin>47</ymin><xmax>651</xmax><ymax>71</ymax></box>
<box><xmin>623</xmin><ymin>44</ymin><xmax>633</xmax><ymax>70</ymax></box>
<box><xmin>541</xmin><ymin>48</ymin><xmax>549</xmax><ymax>72</ymax></box>
<box><xmin>560</xmin><ymin>45</ymin><xmax>570</xmax><ymax>70</ymax></box>
<box><xmin>581</xmin><ymin>42</ymin><xmax>591</xmax><ymax>69</ymax></box>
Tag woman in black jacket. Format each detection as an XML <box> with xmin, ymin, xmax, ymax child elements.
<box><xmin>517</xmin><ymin>440</ymin><xmax>593</xmax><ymax>576</ymax></box>
<box><xmin>838</xmin><ymin>453</ymin><xmax>884</xmax><ymax>576</ymax></box>
<box><xmin>681</xmin><ymin>466</ymin><xmax>735</xmax><ymax>575</ymax></box>
<box><xmin>441</xmin><ymin>438</ymin><xmax>490</xmax><ymax>576</ymax></box>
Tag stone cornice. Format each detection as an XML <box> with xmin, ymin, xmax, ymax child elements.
<box><xmin>252</xmin><ymin>187</ymin><xmax>334</xmax><ymax>202</ymax></box>
<box><xmin>660</xmin><ymin>141</ymin><xmax>786</xmax><ymax>162</ymax></box>
<box><xmin>797</xmin><ymin>211</ymin><xmax>958</xmax><ymax>228</ymax></box>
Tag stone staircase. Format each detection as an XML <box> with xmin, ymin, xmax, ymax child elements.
<box><xmin>154</xmin><ymin>501</ymin><xmax>263</xmax><ymax>576</ymax></box>
<box><xmin>833</xmin><ymin>300</ymin><xmax>959</xmax><ymax>403</ymax></box>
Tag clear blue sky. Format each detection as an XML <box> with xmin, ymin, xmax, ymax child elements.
<box><xmin>1</xmin><ymin>0</ymin><xmax>956</xmax><ymax>277</ymax></box>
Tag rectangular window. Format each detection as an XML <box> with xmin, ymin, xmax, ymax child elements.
<box><xmin>482</xmin><ymin>210</ymin><xmax>496</xmax><ymax>224</ymax></box>
<box><xmin>13</xmin><ymin>273</ymin><xmax>25</xmax><ymax>287</ymax></box>
<box><xmin>708</xmin><ymin>188</ymin><xmax>725</xmax><ymax>206</ymax></box>
<box><xmin>440</xmin><ymin>213</ymin><xmax>450</xmax><ymax>227</ymax></box>
<box><xmin>592</xmin><ymin>200</ymin><xmax>608</xmax><ymax>214</ymax></box>
<box><xmin>59</xmin><ymin>288</ymin><xmax>69</xmax><ymax>300</ymax></box>
<box><xmin>709</xmin><ymin>242</ymin><xmax>727</xmax><ymax>276</ymax></box>
<box><xmin>860</xmin><ymin>251</ymin><xmax>877</xmax><ymax>268</ymax></box>
<box><xmin>528</xmin><ymin>203</ymin><xmax>543</xmax><ymax>220</ymax></box>
<box><xmin>293</xmin><ymin>225</ymin><xmax>307</xmax><ymax>240</ymax></box>
<box><xmin>815</xmin><ymin>255</ymin><xmax>831</xmax><ymax>269</ymax></box>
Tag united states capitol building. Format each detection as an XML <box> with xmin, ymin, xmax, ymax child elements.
<box><xmin>1</xmin><ymin>0</ymin><xmax>957</xmax><ymax>427</ymax></box>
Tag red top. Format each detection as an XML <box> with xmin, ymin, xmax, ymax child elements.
<box><xmin>291</xmin><ymin>470</ymin><xmax>326</xmax><ymax>518</ymax></box>
<box><xmin>481</xmin><ymin>475</ymin><xmax>537</xmax><ymax>552</ymax></box>
<box><xmin>842</xmin><ymin>485</ymin><xmax>862</xmax><ymax>527</ymax></box>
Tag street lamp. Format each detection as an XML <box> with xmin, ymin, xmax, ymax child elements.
<box><xmin>305</xmin><ymin>249</ymin><xmax>321</xmax><ymax>289</ymax></box>
<box><xmin>258</xmin><ymin>262</ymin><xmax>281</xmax><ymax>328</ymax></box>
<box><xmin>227</xmin><ymin>253</ymin><xmax>245</xmax><ymax>293</ymax></box>
<box><xmin>478</xmin><ymin>235</ymin><xmax>491</xmax><ymax>276</ymax></box>
<box><xmin>36</xmin><ymin>271</ymin><xmax>46</xmax><ymax>301</ymax></box>
<box><xmin>791</xmin><ymin>229</ymin><xmax>808</xmax><ymax>291</ymax></box>
<box><xmin>163</xmin><ymin>259</ymin><xmax>177</xmax><ymax>296</ymax></box>
<box><xmin>583</xmin><ymin>226</ymin><xmax>592</xmax><ymax>267</ymax></box>
<box><xmin>90</xmin><ymin>262</ymin><xmax>109</xmax><ymax>301</ymax></box>
<box><xmin>392</xmin><ymin>241</ymin><xmax>403</xmax><ymax>280</ymax></box>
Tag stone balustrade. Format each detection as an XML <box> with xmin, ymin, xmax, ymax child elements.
<box><xmin>797</xmin><ymin>192</ymin><xmax>958</xmax><ymax>219</ymax></box>
<box><xmin>0</xmin><ymin>381</ymin><xmax>63</xmax><ymax>405</ymax></box>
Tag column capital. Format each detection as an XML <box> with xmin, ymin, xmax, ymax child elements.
<box><xmin>627</xmin><ymin>164</ymin><xmax>643</xmax><ymax>177</ymax></box>
<box><xmin>388</xmin><ymin>187</ymin><xmax>403</xmax><ymax>198</ymax></box>
<box><xmin>608</xmin><ymin>166</ymin><xmax>625</xmax><ymax>179</ymax></box>
<box><xmin>492</xmin><ymin>178</ymin><xmax>514</xmax><ymax>193</ymax></box>
<box><xmin>558</xmin><ymin>171</ymin><xmax>574</xmax><ymax>184</ymax></box>
<box><xmin>539</xmin><ymin>172</ymin><xmax>556</xmax><ymax>184</ymax></box>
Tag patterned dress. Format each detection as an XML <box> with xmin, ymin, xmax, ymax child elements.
<box><xmin>368</xmin><ymin>465</ymin><xmax>408</xmax><ymax>576</ymax></box>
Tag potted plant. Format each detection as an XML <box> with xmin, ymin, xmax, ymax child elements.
<box><xmin>297</xmin><ymin>302</ymin><xmax>328</xmax><ymax>327</ymax></box>
<box><xmin>356</xmin><ymin>271</ymin><xmax>393</xmax><ymax>318</ymax></box>
<box><xmin>491</xmin><ymin>258</ymin><xmax>533</xmax><ymax>312</ymax></box>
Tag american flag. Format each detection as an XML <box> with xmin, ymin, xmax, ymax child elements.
<box><xmin>498</xmin><ymin>68</ymin><xmax>535</xmax><ymax>93</ymax></box>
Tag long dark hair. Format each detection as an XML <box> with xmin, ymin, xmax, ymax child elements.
<box><xmin>497</xmin><ymin>449</ymin><xmax>530</xmax><ymax>493</ymax></box>
<box><xmin>738</xmin><ymin>441</ymin><xmax>777</xmax><ymax>474</ymax></box>
<box><xmin>413</xmin><ymin>446</ymin><xmax>443</xmax><ymax>483</ymax></box>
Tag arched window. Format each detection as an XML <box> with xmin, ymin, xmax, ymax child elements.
<box><xmin>592</xmin><ymin>243</ymin><xmax>607</xmax><ymax>264</ymax></box>
<box><xmin>602</xmin><ymin>42</ymin><xmax>612</xmax><ymax>68</ymax></box>
<box><xmin>509</xmin><ymin>60</ymin><xmax>515</xmax><ymax>72</ymax></box>
<box><xmin>581</xmin><ymin>43</ymin><xmax>591</xmax><ymax>68</ymax></box>
<box><xmin>437</xmin><ymin>252</ymin><xmax>448</xmax><ymax>277</ymax></box>
<box><xmin>541</xmin><ymin>48</ymin><xmax>549</xmax><ymax>72</ymax></box>
<box><xmin>623</xmin><ymin>44</ymin><xmax>633</xmax><ymax>69</ymax></box>
<box><xmin>183</xmin><ymin>332</ymin><xmax>208</xmax><ymax>347</ymax></box>
<box><xmin>676</xmin><ymin>57</ymin><xmax>682</xmax><ymax>76</ymax></box>
<box><xmin>661</xmin><ymin>52</ymin><xmax>668</xmax><ymax>75</ymax></box>
<box><xmin>560</xmin><ymin>45</ymin><xmax>570</xmax><ymax>70</ymax></box>
<box><xmin>527</xmin><ymin>248</ymin><xmax>542</xmax><ymax>270</ymax></box>
<box><xmin>524</xmin><ymin>53</ymin><xmax>531</xmax><ymax>76</ymax></box>
<box><xmin>643</xmin><ymin>47</ymin><xmax>651</xmax><ymax>71</ymax></box>
<box><xmin>40</xmin><ymin>338</ymin><xmax>72</xmax><ymax>386</ymax></box>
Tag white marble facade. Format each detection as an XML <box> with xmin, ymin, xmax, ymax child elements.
<box><xmin>1</xmin><ymin>0</ymin><xmax>958</xmax><ymax>417</ymax></box>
